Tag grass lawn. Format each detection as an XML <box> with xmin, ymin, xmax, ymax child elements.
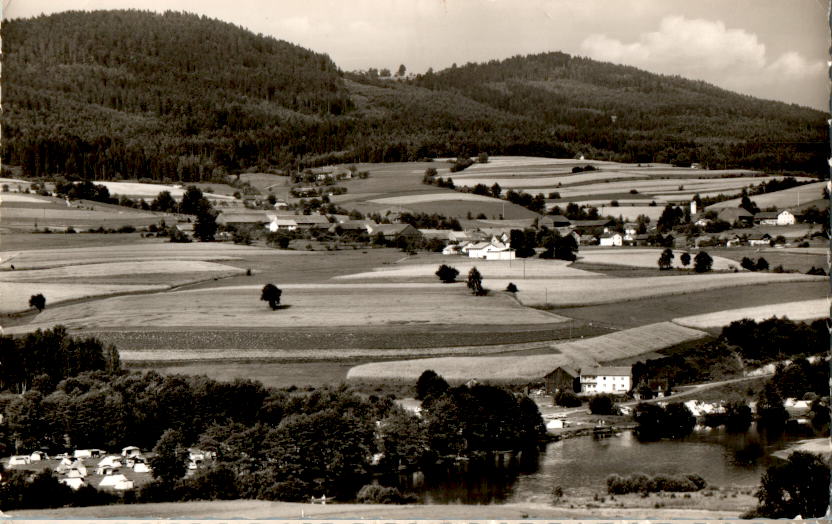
<box><xmin>709</xmin><ymin>246</ymin><xmax>826</xmax><ymax>273</ymax></box>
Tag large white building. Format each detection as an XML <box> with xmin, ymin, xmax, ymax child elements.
<box><xmin>580</xmin><ymin>366</ymin><xmax>632</xmax><ymax>394</ymax></box>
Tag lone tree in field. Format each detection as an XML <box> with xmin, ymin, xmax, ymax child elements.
<box><xmin>755</xmin><ymin>257</ymin><xmax>769</xmax><ymax>271</ymax></box>
<box><xmin>467</xmin><ymin>267</ymin><xmax>485</xmax><ymax>296</ymax></box>
<box><xmin>260</xmin><ymin>283</ymin><xmax>283</xmax><ymax>310</ymax></box>
<box><xmin>657</xmin><ymin>248</ymin><xmax>674</xmax><ymax>270</ymax></box>
<box><xmin>680</xmin><ymin>252</ymin><xmax>691</xmax><ymax>267</ymax></box>
<box><xmin>435</xmin><ymin>264</ymin><xmax>459</xmax><ymax>283</ymax></box>
<box><xmin>28</xmin><ymin>294</ymin><xmax>46</xmax><ymax>312</ymax></box>
<box><xmin>694</xmin><ymin>251</ymin><xmax>713</xmax><ymax>273</ymax></box>
<box><xmin>506</xmin><ymin>282</ymin><xmax>518</xmax><ymax>293</ymax></box>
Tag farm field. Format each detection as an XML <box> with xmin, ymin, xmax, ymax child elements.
<box><xmin>0</xmin><ymin>260</ymin><xmax>245</xmax><ymax>285</ymax></box>
<box><xmin>11</xmin><ymin>283</ymin><xmax>568</xmax><ymax>334</ymax></box>
<box><xmin>336</xmin><ymin>256</ymin><xmax>597</xmax><ymax>281</ymax></box>
<box><xmin>0</xmin><ymin>231</ymin><xmax>154</xmax><ymax>252</ymax></box>
<box><xmin>0</xmin><ymin>281</ymin><xmax>167</xmax><ymax>314</ymax></box>
<box><xmin>672</xmin><ymin>298</ymin><xmax>828</xmax><ymax>330</ymax></box>
<box><xmin>553</xmin><ymin>280</ymin><xmax>827</xmax><ymax>329</ymax></box>
<box><xmin>551</xmin><ymin>322</ymin><xmax>708</xmax><ymax>364</ymax></box>
<box><xmin>709</xmin><ymin>246</ymin><xmax>827</xmax><ymax>273</ymax></box>
<box><xmin>577</xmin><ymin>248</ymin><xmax>738</xmax><ymax>270</ymax></box>
<box><xmin>347</xmin><ymin>352</ymin><xmax>578</xmax><ymax>382</ymax></box>
<box><xmin>482</xmin><ymin>272</ymin><xmax>825</xmax><ymax>307</ymax></box>
<box><xmin>94</xmin><ymin>181</ymin><xmax>237</xmax><ymax>202</ymax></box>
<box><xmin>568</xmin><ymin>205</ymin><xmax>666</xmax><ymax>222</ymax></box>
<box><xmin>367</xmin><ymin>192</ymin><xmax>498</xmax><ymax>205</ymax></box>
<box><xmin>0</xmin><ymin>241</ymin><xmax>291</xmax><ymax>270</ymax></box>
<box><xmin>0</xmin><ymin>193</ymin><xmax>177</xmax><ymax>230</ymax></box>
<box><xmin>706</xmin><ymin>181</ymin><xmax>828</xmax><ymax>210</ymax></box>
<box><xmin>453</xmin><ymin>172</ymin><xmax>648</xmax><ymax>188</ymax></box>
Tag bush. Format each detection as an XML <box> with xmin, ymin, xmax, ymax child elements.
<box><xmin>554</xmin><ymin>390</ymin><xmax>582</xmax><ymax>407</ymax></box>
<box><xmin>607</xmin><ymin>473</ymin><xmax>707</xmax><ymax>495</ymax></box>
<box><xmin>356</xmin><ymin>484</ymin><xmax>412</xmax><ymax>504</ymax></box>
<box><xmin>435</xmin><ymin>264</ymin><xmax>459</xmax><ymax>283</ymax></box>
<box><xmin>694</xmin><ymin>251</ymin><xmax>713</xmax><ymax>273</ymax></box>
<box><xmin>29</xmin><ymin>293</ymin><xmax>46</xmax><ymax>311</ymax></box>
<box><xmin>588</xmin><ymin>394</ymin><xmax>617</xmax><ymax>415</ymax></box>
<box><xmin>505</xmin><ymin>282</ymin><xmax>518</xmax><ymax>293</ymax></box>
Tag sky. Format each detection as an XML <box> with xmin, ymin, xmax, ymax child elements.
<box><xmin>4</xmin><ymin>0</ymin><xmax>829</xmax><ymax>110</ymax></box>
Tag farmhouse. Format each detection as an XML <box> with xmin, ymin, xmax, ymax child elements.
<box><xmin>267</xmin><ymin>217</ymin><xmax>298</xmax><ymax>232</ymax></box>
<box><xmin>598</xmin><ymin>232</ymin><xmax>623</xmax><ymax>247</ymax></box>
<box><xmin>330</xmin><ymin>220</ymin><xmax>375</xmax><ymax>234</ymax></box>
<box><xmin>292</xmin><ymin>214</ymin><xmax>332</xmax><ymax>229</ymax></box>
<box><xmin>747</xmin><ymin>232</ymin><xmax>772</xmax><ymax>246</ymax></box>
<box><xmin>570</xmin><ymin>219</ymin><xmax>614</xmax><ymax>234</ymax></box>
<box><xmin>754</xmin><ymin>210</ymin><xmax>798</xmax><ymax>226</ymax></box>
<box><xmin>539</xmin><ymin>215</ymin><xmax>571</xmax><ymax>229</ymax></box>
<box><xmin>464</xmin><ymin>237</ymin><xmax>515</xmax><ymax>260</ymax></box>
<box><xmin>716</xmin><ymin>208</ymin><xmax>753</xmax><ymax>226</ymax></box>
<box><xmin>580</xmin><ymin>366</ymin><xmax>632</xmax><ymax>395</ymax></box>
<box><xmin>543</xmin><ymin>366</ymin><xmax>579</xmax><ymax>395</ymax></box>
<box><xmin>216</xmin><ymin>211</ymin><xmax>271</xmax><ymax>228</ymax></box>
<box><xmin>367</xmin><ymin>223</ymin><xmax>422</xmax><ymax>240</ymax></box>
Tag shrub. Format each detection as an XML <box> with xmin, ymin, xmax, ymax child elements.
<box><xmin>435</xmin><ymin>264</ymin><xmax>459</xmax><ymax>283</ymax></box>
<box><xmin>28</xmin><ymin>293</ymin><xmax>46</xmax><ymax>311</ymax></box>
<box><xmin>589</xmin><ymin>394</ymin><xmax>617</xmax><ymax>415</ymax></box>
<box><xmin>506</xmin><ymin>282</ymin><xmax>518</xmax><ymax>293</ymax></box>
<box><xmin>554</xmin><ymin>390</ymin><xmax>582</xmax><ymax>407</ymax></box>
<box><xmin>356</xmin><ymin>484</ymin><xmax>411</xmax><ymax>504</ymax></box>
<box><xmin>607</xmin><ymin>473</ymin><xmax>707</xmax><ymax>495</ymax></box>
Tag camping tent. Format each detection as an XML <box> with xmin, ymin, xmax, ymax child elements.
<box><xmin>99</xmin><ymin>474</ymin><xmax>128</xmax><ymax>488</ymax></box>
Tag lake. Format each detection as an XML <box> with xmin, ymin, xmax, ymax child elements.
<box><xmin>409</xmin><ymin>423</ymin><xmax>817</xmax><ymax>504</ymax></box>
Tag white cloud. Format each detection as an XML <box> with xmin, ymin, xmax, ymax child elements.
<box><xmin>580</xmin><ymin>15</ymin><xmax>826</xmax><ymax>106</ymax></box>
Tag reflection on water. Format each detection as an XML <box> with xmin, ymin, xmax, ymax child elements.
<box><xmin>407</xmin><ymin>424</ymin><xmax>815</xmax><ymax>504</ymax></box>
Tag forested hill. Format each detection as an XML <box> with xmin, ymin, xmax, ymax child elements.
<box><xmin>2</xmin><ymin>10</ymin><xmax>828</xmax><ymax>182</ymax></box>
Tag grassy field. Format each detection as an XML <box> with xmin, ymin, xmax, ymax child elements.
<box><xmin>13</xmin><ymin>283</ymin><xmax>567</xmax><ymax>333</ymax></box>
<box><xmin>0</xmin><ymin>241</ymin><xmax>291</xmax><ymax>270</ymax></box>
<box><xmin>0</xmin><ymin>231</ymin><xmax>156</xmax><ymax>252</ymax></box>
<box><xmin>707</xmin><ymin>181</ymin><xmax>827</xmax><ymax>210</ymax></box>
<box><xmin>672</xmin><ymin>298</ymin><xmax>828</xmax><ymax>329</ymax></box>
<box><xmin>336</xmin><ymin>256</ymin><xmax>597</xmax><ymax>281</ymax></box>
<box><xmin>6</xmin><ymin>498</ymin><xmax>748</xmax><ymax>519</ymax></box>
<box><xmin>0</xmin><ymin>281</ymin><xmax>168</xmax><ymax>315</ymax></box>
<box><xmin>0</xmin><ymin>260</ymin><xmax>244</xmax><ymax>284</ymax></box>
<box><xmin>95</xmin><ymin>180</ymin><xmax>237</xmax><ymax>202</ymax></box>
<box><xmin>347</xmin><ymin>352</ymin><xmax>580</xmax><ymax>382</ymax></box>
<box><xmin>1</xmin><ymin>194</ymin><xmax>177</xmax><ymax>230</ymax></box>
<box><xmin>709</xmin><ymin>246</ymin><xmax>827</xmax><ymax>272</ymax></box>
<box><xmin>577</xmin><ymin>248</ymin><xmax>738</xmax><ymax>270</ymax></box>
<box><xmin>483</xmin><ymin>272</ymin><xmax>825</xmax><ymax>307</ymax></box>
<box><xmin>553</xmin><ymin>280</ymin><xmax>827</xmax><ymax>329</ymax></box>
<box><xmin>552</xmin><ymin>321</ymin><xmax>708</xmax><ymax>364</ymax></box>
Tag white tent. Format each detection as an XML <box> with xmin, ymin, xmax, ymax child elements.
<box><xmin>133</xmin><ymin>463</ymin><xmax>151</xmax><ymax>473</ymax></box>
<box><xmin>96</xmin><ymin>465</ymin><xmax>121</xmax><ymax>476</ymax></box>
<box><xmin>60</xmin><ymin>478</ymin><xmax>85</xmax><ymax>490</ymax></box>
<box><xmin>8</xmin><ymin>456</ymin><xmax>30</xmax><ymax>466</ymax></box>
<box><xmin>121</xmin><ymin>446</ymin><xmax>141</xmax><ymax>458</ymax></box>
<box><xmin>66</xmin><ymin>467</ymin><xmax>86</xmax><ymax>478</ymax></box>
<box><xmin>29</xmin><ymin>451</ymin><xmax>48</xmax><ymax>461</ymax></box>
<box><xmin>99</xmin><ymin>474</ymin><xmax>128</xmax><ymax>488</ymax></box>
<box><xmin>97</xmin><ymin>455</ymin><xmax>122</xmax><ymax>468</ymax></box>
<box><xmin>114</xmin><ymin>478</ymin><xmax>134</xmax><ymax>491</ymax></box>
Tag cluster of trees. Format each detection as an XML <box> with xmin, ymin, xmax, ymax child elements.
<box><xmin>740</xmin><ymin>256</ymin><xmax>769</xmax><ymax>271</ymax></box>
<box><xmin>607</xmin><ymin>473</ymin><xmax>707</xmax><ymax>495</ymax></box>
<box><xmin>397</xmin><ymin>212</ymin><xmax>462</xmax><ymax>230</ymax></box>
<box><xmin>0</xmin><ymin>326</ymin><xmax>119</xmax><ymax>396</ymax></box>
<box><xmin>657</xmin><ymin>249</ymin><xmax>708</xmax><ymax>271</ymax></box>
<box><xmin>0</xmin><ymin>469</ymin><xmax>118</xmax><ymax>511</ymax></box>
<box><xmin>416</xmin><ymin>371</ymin><xmax>545</xmax><ymax>456</ymax></box>
<box><xmin>54</xmin><ymin>179</ymin><xmax>114</xmax><ymax>204</ymax></box>
<box><xmin>721</xmin><ymin>317</ymin><xmax>827</xmax><ymax>364</ymax></box>
<box><xmin>633</xmin><ymin>402</ymin><xmax>696</xmax><ymax>440</ymax></box>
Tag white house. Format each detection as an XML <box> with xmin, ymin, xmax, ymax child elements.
<box><xmin>598</xmin><ymin>232</ymin><xmax>623</xmax><ymax>247</ymax></box>
<box><xmin>775</xmin><ymin>210</ymin><xmax>797</xmax><ymax>225</ymax></box>
<box><xmin>580</xmin><ymin>366</ymin><xmax>632</xmax><ymax>394</ymax></box>
<box><xmin>748</xmin><ymin>232</ymin><xmax>772</xmax><ymax>246</ymax></box>
<box><xmin>467</xmin><ymin>237</ymin><xmax>514</xmax><ymax>259</ymax></box>
<box><xmin>267</xmin><ymin>217</ymin><xmax>298</xmax><ymax>232</ymax></box>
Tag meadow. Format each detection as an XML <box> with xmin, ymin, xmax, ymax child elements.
<box><xmin>672</xmin><ymin>298</ymin><xmax>828</xmax><ymax>330</ymax></box>
<box><xmin>482</xmin><ymin>272</ymin><xmax>825</xmax><ymax>307</ymax></box>
<box><xmin>94</xmin><ymin>181</ymin><xmax>237</xmax><ymax>202</ymax></box>
<box><xmin>706</xmin><ymin>180</ymin><xmax>827</xmax><ymax>210</ymax></box>
<box><xmin>0</xmin><ymin>281</ymin><xmax>168</xmax><ymax>315</ymax></box>
<box><xmin>577</xmin><ymin>248</ymin><xmax>738</xmax><ymax>270</ymax></box>
<box><xmin>13</xmin><ymin>282</ymin><xmax>566</xmax><ymax>334</ymax></box>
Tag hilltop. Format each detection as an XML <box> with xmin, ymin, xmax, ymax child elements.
<box><xmin>2</xmin><ymin>10</ymin><xmax>828</xmax><ymax>182</ymax></box>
